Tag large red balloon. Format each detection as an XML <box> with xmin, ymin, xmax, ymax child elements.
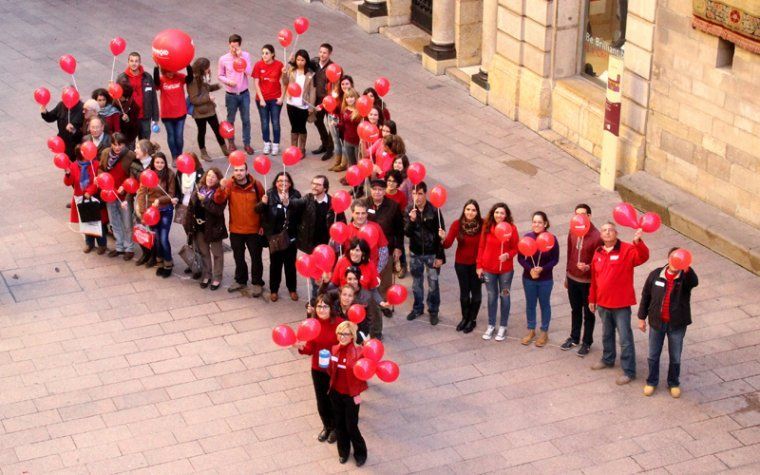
<box><xmin>253</xmin><ymin>155</ymin><xmax>271</xmax><ymax>175</ymax></box>
<box><xmin>96</xmin><ymin>172</ymin><xmax>115</xmax><ymax>191</ymax></box>
<box><xmin>331</xmin><ymin>190</ymin><xmax>351</xmax><ymax>214</ymax></box>
<box><xmin>356</xmin><ymin>95</ymin><xmax>373</xmax><ymax>118</ymax></box>
<box><xmin>362</xmin><ymin>338</ymin><xmax>384</xmax><ymax>362</ymax></box>
<box><xmin>570</xmin><ymin>214</ymin><xmax>591</xmax><ymax>238</ymax></box>
<box><xmin>613</xmin><ymin>202</ymin><xmax>639</xmax><ymax>229</ymax></box>
<box><xmin>176</xmin><ymin>154</ymin><xmax>195</xmax><ymax>174</ymax></box>
<box><xmin>330</xmin><ymin>222</ymin><xmax>350</xmax><ymax>244</ymax></box>
<box><xmin>219</xmin><ymin>121</ymin><xmax>235</xmax><ymax>139</ymax></box>
<box><xmin>108</xmin><ymin>83</ymin><xmax>123</xmax><ymax>100</ymax></box>
<box><xmin>296</xmin><ymin>254</ymin><xmax>313</xmax><ymax>278</ymax></box>
<box><xmin>358</xmin><ymin>158</ymin><xmax>374</xmax><ymax>179</ymax></box>
<box><xmin>80</xmin><ymin>141</ymin><xmax>98</xmax><ymax>161</ymax></box>
<box><xmin>142</xmin><ymin>206</ymin><xmax>160</xmax><ymax>226</ymax></box>
<box><xmin>152</xmin><ymin>29</ymin><xmax>195</xmax><ymax>72</ymax></box>
<box><xmin>518</xmin><ymin>236</ymin><xmax>538</xmax><ymax>257</ymax></box>
<box><xmin>101</xmin><ymin>189</ymin><xmax>118</xmax><ymax>203</ymax></box>
<box><xmin>229</xmin><ymin>150</ymin><xmax>246</xmax><ymax>167</ymax></box>
<box><xmin>345</xmin><ymin>166</ymin><xmax>364</xmax><ymax>187</ymax></box>
<box><xmin>428</xmin><ymin>185</ymin><xmax>447</xmax><ymax>208</ymax></box>
<box><xmin>386</xmin><ymin>284</ymin><xmax>408</xmax><ymax>305</ymax></box>
<box><xmin>377</xmin><ymin>151</ymin><xmax>393</xmax><ymax>174</ymax></box>
<box><xmin>109</xmin><ymin>37</ymin><xmax>127</xmax><ymax>56</ymax></box>
<box><xmin>53</xmin><ymin>153</ymin><xmax>69</xmax><ymax>170</ymax></box>
<box><xmin>669</xmin><ymin>248</ymin><xmax>692</xmax><ymax>271</ymax></box>
<box><xmin>374</xmin><ymin>77</ymin><xmax>390</xmax><ymax>97</ymax></box>
<box><xmin>282</xmin><ymin>146</ymin><xmax>302</xmax><ymax>166</ymax></box>
<box><xmin>347</xmin><ymin>304</ymin><xmax>366</xmax><ymax>324</ymax></box>
<box><xmin>278</xmin><ymin>28</ymin><xmax>293</xmax><ymax>47</ymax></box>
<box><xmin>59</xmin><ymin>54</ymin><xmax>77</xmax><ymax>75</ymax></box>
<box><xmin>34</xmin><ymin>87</ymin><xmax>51</xmax><ymax>106</ymax></box>
<box><xmin>376</xmin><ymin>360</ymin><xmax>399</xmax><ymax>382</ymax></box>
<box><xmin>294</xmin><ymin>17</ymin><xmax>310</xmax><ymax>35</ymax></box>
<box><xmin>322</xmin><ymin>95</ymin><xmax>337</xmax><ymax>113</ymax></box>
<box><xmin>494</xmin><ymin>222</ymin><xmax>512</xmax><ymax>243</ymax></box>
<box><xmin>48</xmin><ymin>136</ymin><xmax>65</xmax><ymax>153</ymax></box>
<box><xmin>536</xmin><ymin>232</ymin><xmax>555</xmax><ymax>253</ymax></box>
<box><xmin>296</xmin><ymin>318</ymin><xmax>321</xmax><ymax>342</ymax></box>
<box><xmin>272</xmin><ymin>325</ymin><xmax>296</xmax><ymax>347</ymax></box>
<box><xmin>232</xmin><ymin>57</ymin><xmax>247</xmax><ymax>73</ymax></box>
<box><xmin>325</xmin><ymin>63</ymin><xmax>342</xmax><ymax>83</ymax></box>
<box><xmin>357</xmin><ymin>122</ymin><xmax>379</xmax><ymax>143</ymax></box>
<box><xmin>358</xmin><ymin>225</ymin><xmax>379</xmax><ymax>248</ymax></box>
<box><xmin>61</xmin><ymin>86</ymin><xmax>79</xmax><ymax>109</ymax></box>
<box><xmin>122</xmin><ymin>177</ymin><xmax>139</xmax><ymax>194</ymax></box>
<box><xmin>353</xmin><ymin>358</ymin><xmax>376</xmax><ymax>381</ymax></box>
<box><xmin>286</xmin><ymin>82</ymin><xmax>302</xmax><ymax>98</ymax></box>
<box><xmin>140</xmin><ymin>169</ymin><xmax>159</xmax><ymax>188</ymax></box>
<box><xmin>312</xmin><ymin>244</ymin><xmax>336</xmax><ymax>273</ymax></box>
<box><xmin>407</xmin><ymin>162</ymin><xmax>426</xmax><ymax>185</ymax></box>
<box><xmin>639</xmin><ymin>212</ymin><xmax>661</xmax><ymax>233</ymax></box>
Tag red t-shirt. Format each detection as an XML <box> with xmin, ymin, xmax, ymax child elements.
<box><xmin>253</xmin><ymin>60</ymin><xmax>284</xmax><ymax>101</ymax></box>
<box><xmin>158</xmin><ymin>73</ymin><xmax>187</xmax><ymax>119</ymax></box>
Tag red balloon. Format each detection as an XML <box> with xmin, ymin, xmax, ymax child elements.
<box><xmin>294</xmin><ymin>17</ymin><xmax>310</xmax><ymax>35</ymax></box>
<box><xmin>96</xmin><ymin>172</ymin><xmax>115</xmax><ymax>191</ymax></box>
<box><xmin>152</xmin><ymin>29</ymin><xmax>195</xmax><ymax>72</ymax></box>
<box><xmin>345</xmin><ymin>166</ymin><xmax>364</xmax><ymax>187</ymax></box>
<box><xmin>377</xmin><ymin>152</ymin><xmax>393</xmax><ymax>173</ymax></box>
<box><xmin>312</xmin><ymin>244</ymin><xmax>336</xmax><ymax>273</ymax></box>
<box><xmin>109</xmin><ymin>37</ymin><xmax>127</xmax><ymax>56</ymax></box>
<box><xmin>376</xmin><ymin>360</ymin><xmax>399</xmax><ymax>382</ymax></box>
<box><xmin>140</xmin><ymin>169</ymin><xmax>159</xmax><ymax>188</ymax></box>
<box><xmin>352</xmin><ymin>358</ymin><xmax>376</xmax><ymax>381</ymax></box>
<box><xmin>61</xmin><ymin>86</ymin><xmax>80</xmax><ymax>109</ymax></box>
<box><xmin>176</xmin><ymin>154</ymin><xmax>195</xmax><ymax>174</ymax></box>
<box><xmin>358</xmin><ymin>158</ymin><xmax>374</xmax><ymax>179</ymax></box>
<box><xmin>142</xmin><ymin>206</ymin><xmax>160</xmax><ymax>226</ymax></box>
<box><xmin>80</xmin><ymin>141</ymin><xmax>98</xmax><ymax>161</ymax></box>
<box><xmin>48</xmin><ymin>136</ymin><xmax>65</xmax><ymax>153</ymax></box>
<box><xmin>53</xmin><ymin>153</ymin><xmax>69</xmax><ymax>170</ymax></box>
<box><xmin>331</xmin><ymin>190</ymin><xmax>351</xmax><ymax>214</ymax></box>
<box><xmin>374</xmin><ymin>77</ymin><xmax>390</xmax><ymax>97</ymax></box>
<box><xmin>347</xmin><ymin>304</ymin><xmax>366</xmax><ymax>324</ymax></box>
<box><xmin>669</xmin><ymin>248</ymin><xmax>692</xmax><ymax>271</ymax></box>
<box><xmin>330</xmin><ymin>222</ymin><xmax>350</xmax><ymax>243</ymax></box>
<box><xmin>407</xmin><ymin>162</ymin><xmax>426</xmax><ymax>185</ymax></box>
<box><xmin>286</xmin><ymin>82</ymin><xmax>302</xmax><ymax>98</ymax></box>
<box><xmin>272</xmin><ymin>324</ymin><xmax>296</xmax><ymax>347</ymax></box>
<box><xmin>296</xmin><ymin>318</ymin><xmax>321</xmax><ymax>342</ymax></box>
<box><xmin>356</xmin><ymin>95</ymin><xmax>373</xmax><ymax>118</ymax></box>
<box><xmin>357</xmin><ymin>121</ymin><xmax>379</xmax><ymax>143</ymax></box>
<box><xmin>518</xmin><ymin>236</ymin><xmax>538</xmax><ymax>257</ymax></box>
<box><xmin>494</xmin><ymin>222</ymin><xmax>512</xmax><ymax>243</ymax></box>
<box><xmin>386</xmin><ymin>284</ymin><xmax>408</xmax><ymax>305</ymax></box>
<box><xmin>122</xmin><ymin>177</ymin><xmax>139</xmax><ymax>194</ymax></box>
<box><xmin>232</xmin><ymin>57</ymin><xmax>247</xmax><ymax>73</ymax></box>
<box><xmin>278</xmin><ymin>28</ymin><xmax>293</xmax><ymax>47</ymax></box>
<box><xmin>639</xmin><ymin>212</ymin><xmax>661</xmax><ymax>233</ymax></box>
<box><xmin>296</xmin><ymin>254</ymin><xmax>313</xmax><ymax>278</ymax></box>
<box><xmin>253</xmin><ymin>155</ymin><xmax>271</xmax><ymax>175</ymax></box>
<box><xmin>570</xmin><ymin>213</ymin><xmax>591</xmax><ymax>238</ymax></box>
<box><xmin>428</xmin><ymin>185</ymin><xmax>447</xmax><ymax>208</ymax></box>
<box><xmin>108</xmin><ymin>83</ymin><xmax>123</xmax><ymax>100</ymax></box>
<box><xmin>357</xmin><ymin>225</ymin><xmax>379</xmax><ymax>248</ymax></box>
<box><xmin>325</xmin><ymin>63</ymin><xmax>342</xmax><ymax>83</ymax></box>
<box><xmin>34</xmin><ymin>87</ymin><xmax>51</xmax><ymax>106</ymax></box>
<box><xmin>362</xmin><ymin>338</ymin><xmax>384</xmax><ymax>361</ymax></box>
<box><xmin>536</xmin><ymin>232</ymin><xmax>555</xmax><ymax>253</ymax></box>
<box><xmin>309</xmin><ymin>257</ymin><xmax>325</xmax><ymax>281</ymax></box>
<box><xmin>229</xmin><ymin>150</ymin><xmax>246</xmax><ymax>167</ymax></box>
<box><xmin>101</xmin><ymin>189</ymin><xmax>118</xmax><ymax>203</ymax></box>
<box><xmin>219</xmin><ymin>121</ymin><xmax>235</xmax><ymax>139</ymax></box>
<box><xmin>322</xmin><ymin>95</ymin><xmax>338</xmax><ymax>113</ymax></box>
<box><xmin>613</xmin><ymin>202</ymin><xmax>639</xmax><ymax>229</ymax></box>
<box><xmin>59</xmin><ymin>54</ymin><xmax>77</xmax><ymax>75</ymax></box>
<box><xmin>282</xmin><ymin>146</ymin><xmax>302</xmax><ymax>166</ymax></box>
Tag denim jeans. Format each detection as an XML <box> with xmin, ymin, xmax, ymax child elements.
<box><xmin>106</xmin><ymin>201</ymin><xmax>134</xmax><ymax>252</ymax></box>
<box><xmin>344</xmin><ymin>142</ymin><xmax>358</xmax><ymax>167</ymax></box>
<box><xmin>647</xmin><ymin>323</ymin><xmax>686</xmax><ymax>388</ymax></box>
<box><xmin>162</xmin><ymin>117</ymin><xmax>186</xmax><ymax>160</ymax></box>
<box><xmin>484</xmin><ymin>271</ymin><xmax>514</xmax><ymax>327</ymax></box>
<box><xmin>523</xmin><ymin>278</ymin><xmax>553</xmax><ymax>331</ymax></box>
<box><xmin>328</xmin><ymin>115</ymin><xmax>343</xmax><ymax>156</ymax></box>
<box><xmin>152</xmin><ymin>206</ymin><xmax>173</xmax><ymax>263</ymax></box>
<box><xmin>225</xmin><ymin>90</ymin><xmax>251</xmax><ymax>146</ymax></box>
<box><xmin>409</xmin><ymin>253</ymin><xmax>440</xmax><ymax>315</ymax></box>
<box><xmin>85</xmin><ymin>223</ymin><xmax>108</xmax><ymax>248</ymax></box>
<box><xmin>256</xmin><ymin>99</ymin><xmax>282</xmax><ymax>144</ymax></box>
<box><xmin>599</xmin><ymin>306</ymin><xmax>636</xmax><ymax>378</ymax></box>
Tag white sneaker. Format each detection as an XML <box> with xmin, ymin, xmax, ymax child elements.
<box><xmin>262</xmin><ymin>142</ymin><xmax>271</xmax><ymax>154</ymax></box>
<box><xmin>482</xmin><ymin>325</ymin><xmax>495</xmax><ymax>340</ymax></box>
<box><xmin>271</xmin><ymin>143</ymin><xmax>280</xmax><ymax>155</ymax></box>
<box><xmin>495</xmin><ymin>326</ymin><xmax>507</xmax><ymax>341</ymax></box>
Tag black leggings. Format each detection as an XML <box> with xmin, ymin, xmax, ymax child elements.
<box><xmin>194</xmin><ymin>114</ymin><xmax>225</xmax><ymax>149</ymax></box>
<box><xmin>455</xmin><ymin>263</ymin><xmax>482</xmax><ymax>321</ymax></box>
<box><xmin>269</xmin><ymin>245</ymin><xmax>297</xmax><ymax>293</ymax></box>
<box><xmin>330</xmin><ymin>390</ymin><xmax>367</xmax><ymax>461</ymax></box>
<box><xmin>286</xmin><ymin>104</ymin><xmax>309</xmax><ymax>134</ymax></box>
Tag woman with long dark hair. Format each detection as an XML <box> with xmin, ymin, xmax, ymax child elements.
<box><xmin>254</xmin><ymin>44</ymin><xmax>285</xmax><ymax>156</ymax></box>
<box><xmin>327</xmin><ymin>75</ymin><xmax>354</xmax><ymax>172</ymax></box>
<box><xmin>98</xmin><ymin>132</ymin><xmax>136</xmax><ymax>259</ymax></box>
<box><xmin>188</xmin><ymin>57</ymin><xmax>228</xmax><ymax>161</ymax></box>
<box><xmin>362</xmin><ymin>87</ymin><xmax>390</xmax><ymax>122</ymax></box>
<box><xmin>282</xmin><ymin>49</ymin><xmax>316</xmax><ymax>157</ymax></box>
<box><xmin>185</xmin><ymin>167</ymin><xmax>227</xmax><ymax>290</ymax></box>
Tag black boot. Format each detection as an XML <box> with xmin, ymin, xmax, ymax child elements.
<box><xmin>456</xmin><ymin>299</ymin><xmax>469</xmax><ymax>331</ymax></box>
<box><xmin>464</xmin><ymin>301</ymin><xmax>480</xmax><ymax>334</ymax></box>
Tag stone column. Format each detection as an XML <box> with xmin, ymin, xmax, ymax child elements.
<box><xmin>472</xmin><ymin>0</ymin><xmax>497</xmax><ymax>89</ymax></box>
<box><xmin>422</xmin><ymin>0</ymin><xmax>458</xmax><ymax>75</ymax></box>
<box><xmin>357</xmin><ymin>0</ymin><xmax>388</xmax><ymax>33</ymax></box>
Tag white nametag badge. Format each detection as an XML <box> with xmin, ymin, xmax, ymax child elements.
<box><xmin>145</xmin><ymin>87</ymin><xmax>152</xmax><ymax>92</ymax></box>
<box><xmin>330</xmin><ymin>356</ymin><xmax>338</xmax><ymax>362</ymax></box>
<box><xmin>368</xmin><ymin>209</ymin><xmax>376</xmax><ymax>214</ymax></box>
<box><xmin>655</xmin><ymin>281</ymin><xmax>665</xmax><ymax>287</ymax></box>
<box><xmin>610</xmin><ymin>255</ymin><xmax>619</xmax><ymax>261</ymax></box>
<box><xmin>277</xmin><ymin>204</ymin><xmax>282</xmax><ymax>209</ymax></box>
<box><xmin>337</xmin><ymin>364</ymin><xmax>346</xmax><ymax>369</ymax></box>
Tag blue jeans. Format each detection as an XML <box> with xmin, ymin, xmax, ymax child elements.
<box><xmin>85</xmin><ymin>223</ymin><xmax>107</xmax><ymax>248</ymax></box>
<box><xmin>647</xmin><ymin>323</ymin><xmax>686</xmax><ymax>388</ymax></box>
<box><xmin>409</xmin><ymin>254</ymin><xmax>440</xmax><ymax>315</ymax></box>
<box><xmin>256</xmin><ymin>99</ymin><xmax>282</xmax><ymax>144</ymax></box>
<box><xmin>523</xmin><ymin>278</ymin><xmax>553</xmax><ymax>331</ymax></box>
<box><xmin>106</xmin><ymin>201</ymin><xmax>134</xmax><ymax>252</ymax></box>
<box><xmin>484</xmin><ymin>271</ymin><xmax>514</xmax><ymax>327</ymax></box>
<box><xmin>328</xmin><ymin>115</ymin><xmax>343</xmax><ymax>156</ymax></box>
<box><xmin>225</xmin><ymin>90</ymin><xmax>251</xmax><ymax>146</ymax></box>
<box><xmin>599</xmin><ymin>306</ymin><xmax>636</xmax><ymax>378</ymax></box>
<box><xmin>152</xmin><ymin>206</ymin><xmax>173</xmax><ymax>263</ymax></box>
<box><xmin>162</xmin><ymin>117</ymin><xmax>186</xmax><ymax>160</ymax></box>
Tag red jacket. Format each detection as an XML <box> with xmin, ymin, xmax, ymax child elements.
<box><xmin>442</xmin><ymin>219</ymin><xmax>480</xmax><ymax>265</ymax></box>
<box><xmin>476</xmin><ymin>223</ymin><xmax>519</xmax><ymax>274</ymax></box>
<box><xmin>328</xmin><ymin>343</ymin><xmax>368</xmax><ymax>397</ymax></box>
<box><xmin>64</xmin><ymin>160</ymin><xmax>100</xmax><ymax>223</ymax></box>
<box><xmin>589</xmin><ymin>239</ymin><xmax>650</xmax><ymax>309</ymax></box>
<box><xmin>331</xmin><ymin>256</ymin><xmax>379</xmax><ymax>290</ymax></box>
<box><xmin>342</xmin><ymin>221</ymin><xmax>389</xmax><ymax>269</ymax></box>
<box><xmin>298</xmin><ymin>317</ymin><xmax>344</xmax><ymax>371</ymax></box>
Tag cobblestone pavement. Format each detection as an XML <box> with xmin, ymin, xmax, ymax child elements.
<box><xmin>1</xmin><ymin>0</ymin><xmax>759</xmax><ymax>473</ymax></box>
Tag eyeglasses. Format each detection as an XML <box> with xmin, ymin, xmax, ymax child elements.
<box><xmin>337</xmin><ymin>332</ymin><xmax>352</xmax><ymax>337</ymax></box>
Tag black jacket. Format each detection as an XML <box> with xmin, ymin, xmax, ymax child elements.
<box><xmin>41</xmin><ymin>100</ymin><xmax>84</xmax><ymax>158</ymax></box>
<box><xmin>404</xmin><ymin>202</ymin><xmax>445</xmax><ymax>260</ymax></box>
<box><xmin>368</xmin><ymin>198</ymin><xmax>403</xmax><ymax>252</ymax></box>
<box><xmin>255</xmin><ymin>188</ymin><xmax>302</xmax><ymax>242</ymax></box>
<box><xmin>310</xmin><ymin>57</ymin><xmax>332</xmax><ymax>101</ymax></box>
<box><xmin>291</xmin><ymin>193</ymin><xmax>346</xmax><ymax>254</ymax></box>
<box><xmin>638</xmin><ymin>265</ymin><xmax>699</xmax><ymax>330</ymax></box>
<box><xmin>116</xmin><ymin>70</ymin><xmax>159</xmax><ymax>122</ymax></box>
<box><xmin>184</xmin><ymin>187</ymin><xmax>228</xmax><ymax>242</ymax></box>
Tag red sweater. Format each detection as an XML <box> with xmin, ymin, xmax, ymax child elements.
<box><xmin>476</xmin><ymin>223</ymin><xmax>519</xmax><ymax>274</ymax></box>
<box><xmin>328</xmin><ymin>343</ymin><xmax>367</xmax><ymax>397</ymax></box>
<box><xmin>331</xmin><ymin>256</ymin><xmax>379</xmax><ymax>290</ymax></box>
<box><xmin>298</xmin><ymin>317</ymin><xmax>344</xmax><ymax>371</ymax></box>
<box><xmin>589</xmin><ymin>239</ymin><xmax>650</xmax><ymax>309</ymax></box>
<box><xmin>442</xmin><ymin>219</ymin><xmax>480</xmax><ymax>265</ymax></box>
<box><xmin>158</xmin><ymin>73</ymin><xmax>187</xmax><ymax>119</ymax></box>
<box><xmin>339</xmin><ymin>109</ymin><xmax>361</xmax><ymax>145</ymax></box>
<box><xmin>661</xmin><ymin>269</ymin><xmax>677</xmax><ymax>322</ymax></box>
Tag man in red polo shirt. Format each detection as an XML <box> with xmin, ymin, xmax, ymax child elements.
<box><xmin>342</xmin><ymin>199</ymin><xmax>389</xmax><ymax>279</ymax></box>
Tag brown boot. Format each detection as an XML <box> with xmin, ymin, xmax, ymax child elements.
<box><xmin>535</xmin><ymin>330</ymin><xmax>549</xmax><ymax>347</ymax></box>
<box><xmin>328</xmin><ymin>154</ymin><xmax>343</xmax><ymax>172</ymax></box>
<box><xmin>200</xmin><ymin>148</ymin><xmax>212</xmax><ymax>162</ymax></box>
<box><xmin>332</xmin><ymin>155</ymin><xmax>347</xmax><ymax>172</ymax></box>
<box><xmin>221</xmin><ymin>143</ymin><xmax>230</xmax><ymax>156</ymax></box>
<box><xmin>521</xmin><ymin>329</ymin><xmax>536</xmax><ymax>345</ymax></box>
<box><xmin>298</xmin><ymin>134</ymin><xmax>307</xmax><ymax>157</ymax></box>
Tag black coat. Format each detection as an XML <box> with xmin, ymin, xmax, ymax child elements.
<box><xmin>255</xmin><ymin>188</ymin><xmax>302</xmax><ymax>241</ymax></box>
<box><xmin>638</xmin><ymin>265</ymin><xmax>699</xmax><ymax>330</ymax></box>
<box><xmin>404</xmin><ymin>202</ymin><xmax>445</xmax><ymax>260</ymax></box>
<box><xmin>291</xmin><ymin>193</ymin><xmax>346</xmax><ymax>254</ymax></box>
<box><xmin>369</xmin><ymin>198</ymin><xmax>404</xmax><ymax>252</ymax></box>
<box><xmin>184</xmin><ymin>187</ymin><xmax>228</xmax><ymax>243</ymax></box>
<box><xmin>116</xmin><ymin>70</ymin><xmax>159</xmax><ymax>122</ymax></box>
<box><xmin>310</xmin><ymin>57</ymin><xmax>333</xmax><ymax>101</ymax></box>
<box><xmin>41</xmin><ymin>101</ymin><xmax>84</xmax><ymax>159</ymax></box>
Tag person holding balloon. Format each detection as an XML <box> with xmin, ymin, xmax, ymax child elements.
<box><xmin>175</xmin><ymin>152</ymin><xmax>204</xmax><ymax>279</ymax></box>
<box><xmin>218</xmin><ymin>34</ymin><xmax>254</xmax><ymax>155</ymax></box>
<box><xmin>114</xmin><ymin>81</ymin><xmax>140</xmax><ymax>148</ymax></box>
<box><xmin>64</xmin><ymin>144</ymin><xmax>107</xmax><ymax>253</ymax></box>
<box><xmin>337</xmin><ymin>89</ymin><xmax>362</xmax><ymax>173</ymax></box>
<box><xmin>638</xmin><ymin>248</ymin><xmax>698</xmax><ymax>398</ymax></box>
<box><xmin>362</xmin><ymin>87</ymin><xmax>390</xmax><ymax>123</ymax></box>
<box><xmin>92</xmin><ymin>88</ymin><xmax>121</xmax><ymax>134</ymax></box>
<box><xmin>253</xmin><ymin>44</ymin><xmax>285</xmax><ymax>156</ymax></box>
<box><xmin>188</xmin><ymin>57</ymin><xmax>229</xmax><ymax>161</ymax></box>
<box><xmin>309</xmin><ymin>43</ymin><xmax>335</xmax><ymax>161</ymax></box>
<box><xmin>153</xmin><ymin>64</ymin><xmax>193</xmax><ymax>165</ymax></box>
<box><xmin>282</xmin><ymin>49</ymin><xmax>317</xmax><ymax>157</ymax></box>
<box><xmin>129</xmin><ymin>140</ymin><xmax>160</xmax><ymax>266</ymax></box>
<box><xmin>40</xmin><ymin>91</ymin><xmax>84</xmax><ymax>162</ymax></box>
<box><xmin>117</xmin><ymin>52</ymin><xmax>159</xmax><ymax>140</ymax></box>
<box><xmin>320</xmin><ymin>266</ymin><xmax>381</xmax><ymax>341</ymax></box>
<box><xmin>98</xmin><ymin>133</ymin><xmax>136</xmax><ymax>260</ymax></box>
<box><xmin>517</xmin><ymin>212</ymin><xmax>560</xmax><ymax>347</ymax></box>
<box><xmin>326</xmin><ymin>74</ymin><xmax>354</xmax><ymax>172</ymax></box>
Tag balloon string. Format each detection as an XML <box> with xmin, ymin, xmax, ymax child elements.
<box><xmin>224</xmin><ymin>164</ymin><xmax>230</xmax><ymax>177</ymax></box>
<box><xmin>110</xmin><ymin>57</ymin><xmax>116</xmax><ymax>83</ymax></box>
<box><xmin>293</xmin><ymin>35</ymin><xmax>300</xmax><ymax>51</ymax></box>
<box><xmin>499</xmin><ymin>242</ymin><xmax>503</xmax><ymax>273</ymax></box>
<box><xmin>157</xmin><ymin>184</ymin><xmax>172</xmax><ymax>199</ymax></box>
<box><xmin>71</xmin><ymin>75</ymin><xmax>78</xmax><ymax>91</ymax></box>
<box><xmin>578</xmin><ymin>235</ymin><xmax>584</xmax><ymax>265</ymax></box>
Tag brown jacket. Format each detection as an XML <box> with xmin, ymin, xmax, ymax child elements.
<box><xmin>214</xmin><ymin>174</ymin><xmax>265</xmax><ymax>234</ymax></box>
<box><xmin>281</xmin><ymin>66</ymin><xmax>317</xmax><ymax>121</ymax></box>
<box><xmin>187</xmin><ymin>79</ymin><xmax>221</xmax><ymax>119</ymax></box>
<box><xmin>135</xmin><ymin>169</ymin><xmax>177</xmax><ymax>216</ymax></box>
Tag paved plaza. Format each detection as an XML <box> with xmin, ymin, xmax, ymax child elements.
<box><xmin>1</xmin><ymin>0</ymin><xmax>759</xmax><ymax>473</ymax></box>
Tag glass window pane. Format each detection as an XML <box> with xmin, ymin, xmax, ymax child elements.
<box><xmin>582</xmin><ymin>0</ymin><xmax>627</xmax><ymax>86</ymax></box>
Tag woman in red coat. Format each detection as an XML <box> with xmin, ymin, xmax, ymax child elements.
<box><xmin>64</xmin><ymin>144</ymin><xmax>107</xmax><ymax>253</ymax></box>
<box><xmin>298</xmin><ymin>294</ymin><xmax>344</xmax><ymax>444</ymax></box>
<box><xmin>330</xmin><ymin>238</ymin><xmax>379</xmax><ymax>291</ymax></box>
<box><xmin>328</xmin><ymin>320</ymin><xmax>368</xmax><ymax>467</ymax></box>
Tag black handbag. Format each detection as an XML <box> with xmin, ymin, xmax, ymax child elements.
<box><xmin>77</xmin><ymin>197</ymin><xmax>101</xmax><ymax>222</ymax></box>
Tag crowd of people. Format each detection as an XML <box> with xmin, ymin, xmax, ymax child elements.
<box><xmin>40</xmin><ymin>33</ymin><xmax>699</xmax><ymax>467</ymax></box>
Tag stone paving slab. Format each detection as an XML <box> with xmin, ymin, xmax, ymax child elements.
<box><xmin>0</xmin><ymin>0</ymin><xmax>758</xmax><ymax>473</ymax></box>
